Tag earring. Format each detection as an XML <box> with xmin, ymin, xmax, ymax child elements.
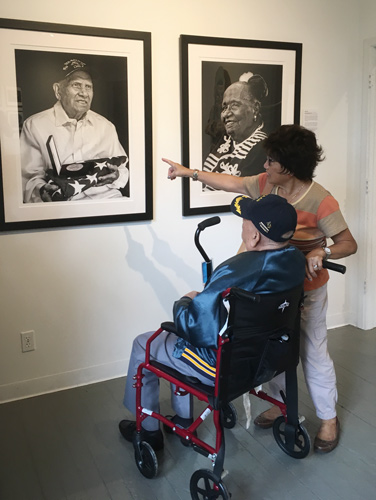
<box><xmin>253</xmin><ymin>114</ymin><xmax>257</xmax><ymax>122</ymax></box>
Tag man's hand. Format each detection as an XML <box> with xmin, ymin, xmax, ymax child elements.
<box><xmin>40</xmin><ymin>182</ymin><xmax>60</xmax><ymax>202</ymax></box>
<box><xmin>97</xmin><ymin>162</ymin><xmax>120</xmax><ymax>186</ymax></box>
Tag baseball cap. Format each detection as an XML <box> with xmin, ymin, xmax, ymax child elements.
<box><xmin>61</xmin><ymin>59</ymin><xmax>92</xmax><ymax>80</ymax></box>
<box><xmin>230</xmin><ymin>194</ymin><xmax>297</xmax><ymax>242</ymax></box>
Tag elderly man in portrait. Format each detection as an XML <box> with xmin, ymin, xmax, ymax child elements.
<box><xmin>203</xmin><ymin>73</ymin><xmax>269</xmax><ymax>185</ymax></box>
<box><xmin>20</xmin><ymin>59</ymin><xmax>129</xmax><ymax>203</ymax></box>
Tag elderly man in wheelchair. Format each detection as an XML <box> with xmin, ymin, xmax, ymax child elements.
<box><xmin>119</xmin><ymin>194</ymin><xmax>306</xmax><ymax>496</ymax></box>
<box><xmin>119</xmin><ymin>194</ymin><xmax>310</xmax><ymax>500</ymax></box>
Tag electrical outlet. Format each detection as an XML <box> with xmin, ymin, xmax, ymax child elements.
<box><xmin>21</xmin><ymin>330</ymin><xmax>36</xmax><ymax>352</ymax></box>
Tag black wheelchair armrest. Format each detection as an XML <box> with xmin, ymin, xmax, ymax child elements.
<box><xmin>161</xmin><ymin>321</ymin><xmax>179</xmax><ymax>334</ymax></box>
<box><xmin>229</xmin><ymin>287</ymin><xmax>261</xmax><ymax>302</ymax></box>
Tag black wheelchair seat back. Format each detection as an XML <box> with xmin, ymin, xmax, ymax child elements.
<box><xmin>217</xmin><ymin>284</ymin><xmax>303</xmax><ymax>406</ymax></box>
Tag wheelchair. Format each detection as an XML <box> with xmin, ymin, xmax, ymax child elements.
<box><xmin>131</xmin><ymin>217</ymin><xmax>346</xmax><ymax>499</ymax></box>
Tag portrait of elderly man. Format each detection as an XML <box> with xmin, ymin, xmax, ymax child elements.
<box><xmin>202</xmin><ymin>73</ymin><xmax>269</xmax><ymax>185</ymax></box>
<box><xmin>20</xmin><ymin>58</ymin><xmax>129</xmax><ymax>203</ymax></box>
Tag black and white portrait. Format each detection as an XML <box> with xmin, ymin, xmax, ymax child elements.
<box><xmin>180</xmin><ymin>36</ymin><xmax>301</xmax><ymax>215</ymax></box>
<box><xmin>15</xmin><ymin>50</ymin><xmax>130</xmax><ymax>203</ymax></box>
<box><xmin>201</xmin><ymin>61</ymin><xmax>282</xmax><ymax>185</ymax></box>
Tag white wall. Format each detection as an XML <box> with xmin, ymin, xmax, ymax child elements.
<box><xmin>350</xmin><ymin>0</ymin><xmax>376</xmax><ymax>329</ymax></box>
<box><xmin>0</xmin><ymin>0</ymin><xmax>371</xmax><ymax>402</ymax></box>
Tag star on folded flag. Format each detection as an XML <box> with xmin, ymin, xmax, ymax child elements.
<box><xmin>95</xmin><ymin>160</ymin><xmax>109</xmax><ymax>171</ymax></box>
<box><xmin>68</xmin><ymin>179</ymin><xmax>85</xmax><ymax>195</ymax></box>
<box><xmin>86</xmin><ymin>173</ymin><xmax>98</xmax><ymax>185</ymax></box>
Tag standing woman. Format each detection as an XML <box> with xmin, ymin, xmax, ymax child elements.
<box><xmin>163</xmin><ymin>124</ymin><xmax>357</xmax><ymax>453</ymax></box>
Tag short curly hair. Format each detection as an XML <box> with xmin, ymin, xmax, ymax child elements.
<box><xmin>263</xmin><ymin>124</ymin><xmax>324</xmax><ymax>181</ymax></box>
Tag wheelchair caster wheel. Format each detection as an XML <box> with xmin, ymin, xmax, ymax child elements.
<box><xmin>272</xmin><ymin>415</ymin><xmax>311</xmax><ymax>459</ymax></box>
<box><xmin>134</xmin><ymin>441</ymin><xmax>158</xmax><ymax>478</ymax></box>
<box><xmin>190</xmin><ymin>469</ymin><xmax>231</xmax><ymax>499</ymax></box>
<box><xmin>222</xmin><ymin>402</ymin><xmax>237</xmax><ymax>429</ymax></box>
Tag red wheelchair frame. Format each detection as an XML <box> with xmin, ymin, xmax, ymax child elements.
<box><xmin>132</xmin><ymin>285</ymin><xmax>309</xmax><ymax>500</ymax></box>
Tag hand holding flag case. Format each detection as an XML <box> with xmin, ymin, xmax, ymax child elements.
<box><xmin>45</xmin><ymin>135</ymin><xmax>127</xmax><ymax>200</ymax></box>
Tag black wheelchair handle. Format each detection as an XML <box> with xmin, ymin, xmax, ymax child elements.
<box><xmin>322</xmin><ymin>260</ymin><xmax>346</xmax><ymax>274</ymax></box>
<box><xmin>195</xmin><ymin>217</ymin><xmax>221</xmax><ymax>263</ymax></box>
<box><xmin>197</xmin><ymin>216</ymin><xmax>221</xmax><ymax>231</ymax></box>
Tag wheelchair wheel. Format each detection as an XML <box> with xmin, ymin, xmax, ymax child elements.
<box><xmin>222</xmin><ymin>402</ymin><xmax>237</xmax><ymax>429</ymax></box>
<box><xmin>134</xmin><ymin>441</ymin><xmax>158</xmax><ymax>479</ymax></box>
<box><xmin>190</xmin><ymin>469</ymin><xmax>230</xmax><ymax>500</ymax></box>
<box><xmin>272</xmin><ymin>415</ymin><xmax>311</xmax><ymax>459</ymax></box>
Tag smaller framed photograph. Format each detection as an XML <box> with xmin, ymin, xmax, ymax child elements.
<box><xmin>0</xmin><ymin>18</ymin><xmax>152</xmax><ymax>231</ymax></box>
<box><xmin>181</xmin><ymin>34</ymin><xmax>302</xmax><ymax>216</ymax></box>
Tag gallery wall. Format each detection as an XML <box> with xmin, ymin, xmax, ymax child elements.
<box><xmin>0</xmin><ymin>0</ymin><xmax>371</xmax><ymax>402</ymax></box>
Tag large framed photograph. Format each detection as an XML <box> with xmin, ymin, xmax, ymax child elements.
<box><xmin>181</xmin><ymin>35</ymin><xmax>302</xmax><ymax>216</ymax></box>
<box><xmin>0</xmin><ymin>18</ymin><xmax>152</xmax><ymax>231</ymax></box>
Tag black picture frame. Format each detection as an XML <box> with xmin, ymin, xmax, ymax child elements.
<box><xmin>181</xmin><ymin>34</ymin><xmax>302</xmax><ymax>216</ymax></box>
<box><xmin>0</xmin><ymin>18</ymin><xmax>152</xmax><ymax>231</ymax></box>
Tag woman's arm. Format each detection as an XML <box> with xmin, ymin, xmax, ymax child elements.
<box><xmin>305</xmin><ymin>228</ymin><xmax>357</xmax><ymax>279</ymax></box>
<box><xmin>325</xmin><ymin>228</ymin><xmax>358</xmax><ymax>259</ymax></box>
<box><xmin>162</xmin><ymin>158</ymin><xmax>249</xmax><ymax>195</ymax></box>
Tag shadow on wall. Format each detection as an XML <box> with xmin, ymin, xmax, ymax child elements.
<box><xmin>123</xmin><ymin>226</ymin><xmax>197</xmax><ymax>316</ymax></box>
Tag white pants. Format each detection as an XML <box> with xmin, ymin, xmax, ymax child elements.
<box><xmin>268</xmin><ymin>284</ymin><xmax>338</xmax><ymax>420</ymax></box>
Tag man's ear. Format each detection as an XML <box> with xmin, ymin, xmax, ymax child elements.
<box><xmin>53</xmin><ymin>83</ymin><xmax>61</xmax><ymax>101</ymax></box>
<box><xmin>250</xmin><ymin>230</ymin><xmax>261</xmax><ymax>248</ymax></box>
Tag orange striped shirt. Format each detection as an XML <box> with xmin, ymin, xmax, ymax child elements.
<box><xmin>243</xmin><ymin>173</ymin><xmax>348</xmax><ymax>291</ymax></box>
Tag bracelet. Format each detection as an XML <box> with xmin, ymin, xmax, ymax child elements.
<box><xmin>192</xmin><ymin>169</ymin><xmax>199</xmax><ymax>181</ymax></box>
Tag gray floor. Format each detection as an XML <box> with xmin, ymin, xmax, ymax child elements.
<box><xmin>0</xmin><ymin>325</ymin><xmax>375</xmax><ymax>500</ymax></box>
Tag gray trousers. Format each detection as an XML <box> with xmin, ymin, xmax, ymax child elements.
<box><xmin>123</xmin><ymin>330</ymin><xmax>214</xmax><ymax>431</ymax></box>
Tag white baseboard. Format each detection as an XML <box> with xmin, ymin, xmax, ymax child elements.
<box><xmin>0</xmin><ymin>313</ymin><xmax>356</xmax><ymax>405</ymax></box>
<box><xmin>327</xmin><ymin>312</ymin><xmax>348</xmax><ymax>330</ymax></box>
<box><xmin>0</xmin><ymin>358</ymin><xmax>129</xmax><ymax>404</ymax></box>
<box><xmin>327</xmin><ymin>309</ymin><xmax>357</xmax><ymax>330</ymax></box>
